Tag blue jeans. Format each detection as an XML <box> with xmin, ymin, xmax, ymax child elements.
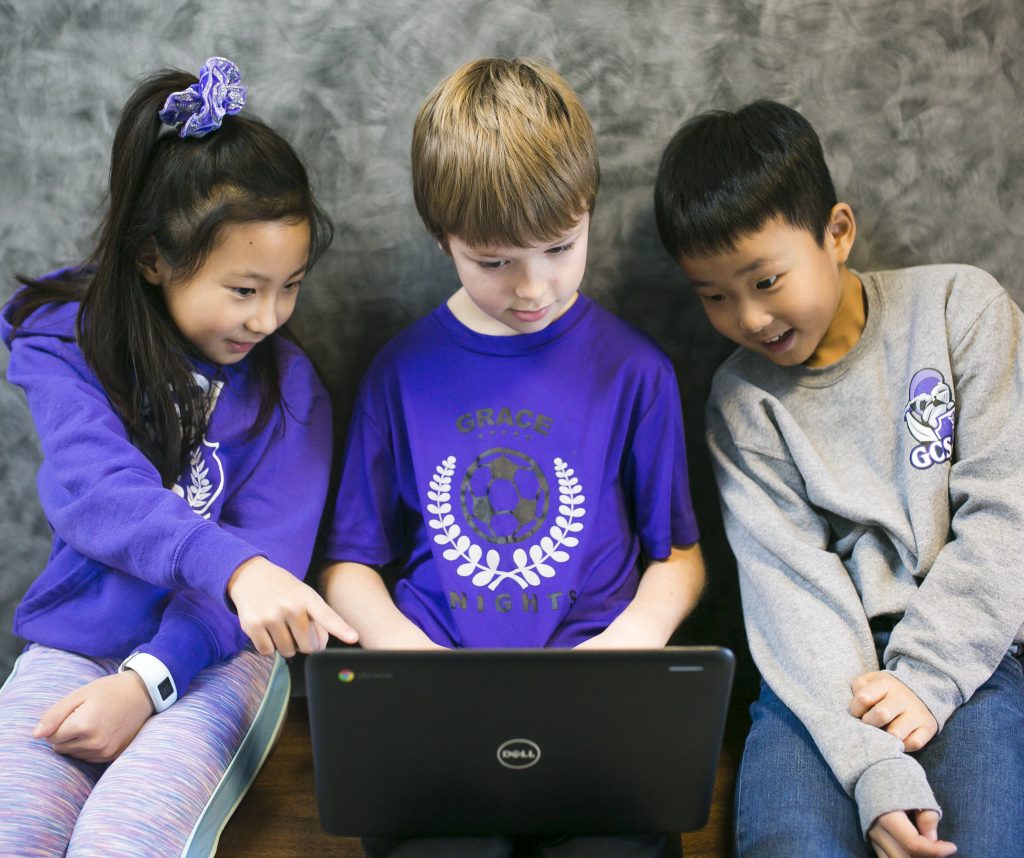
<box><xmin>734</xmin><ymin>650</ymin><xmax>1024</xmax><ymax>857</ymax></box>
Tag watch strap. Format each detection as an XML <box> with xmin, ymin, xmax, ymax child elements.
<box><xmin>119</xmin><ymin>651</ymin><xmax>178</xmax><ymax>713</ymax></box>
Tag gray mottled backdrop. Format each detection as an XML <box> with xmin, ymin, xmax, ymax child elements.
<box><xmin>2</xmin><ymin>1</ymin><xmax>1022</xmax><ymax>704</ymax></box>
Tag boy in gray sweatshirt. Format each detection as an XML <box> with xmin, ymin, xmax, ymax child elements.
<box><xmin>654</xmin><ymin>100</ymin><xmax>1024</xmax><ymax>858</ymax></box>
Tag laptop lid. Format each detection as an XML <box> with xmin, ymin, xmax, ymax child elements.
<box><xmin>305</xmin><ymin>647</ymin><xmax>734</xmax><ymax>837</ymax></box>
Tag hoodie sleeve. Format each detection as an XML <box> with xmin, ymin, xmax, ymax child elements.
<box><xmin>8</xmin><ymin>332</ymin><xmax>261</xmax><ymax>604</ymax></box>
<box><xmin>134</xmin><ymin>590</ymin><xmax>249</xmax><ymax>695</ymax></box>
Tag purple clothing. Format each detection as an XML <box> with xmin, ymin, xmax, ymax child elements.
<box><xmin>1</xmin><ymin>288</ymin><xmax>332</xmax><ymax>694</ymax></box>
<box><xmin>327</xmin><ymin>295</ymin><xmax>699</xmax><ymax>647</ymax></box>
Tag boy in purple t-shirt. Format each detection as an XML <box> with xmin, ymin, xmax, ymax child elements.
<box><xmin>322</xmin><ymin>58</ymin><xmax>705</xmax><ymax>857</ymax></box>
<box><xmin>325</xmin><ymin>55</ymin><xmax>704</xmax><ymax>858</ymax></box>
<box><xmin>324</xmin><ymin>57</ymin><xmax>704</xmax><ymax>654</ymax></box>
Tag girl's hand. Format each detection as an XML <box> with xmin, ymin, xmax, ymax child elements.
<box><xmin>227</xmin><ymin>556</ymin><xmax>359</xmax><ymax>656</ymax></box>
<box><xmin>849</xmin><ymin>671</ymin><xmax>938</xmax><ymax>752</ymax></box>
<box><xmin>32</xmin><ymin>672</ymin><xmax>154</xmax><ymax>763</ymax></box>
<box><xmin>869</xmin><ymin>810</ymin><xmax>957</xmax><ymax>857</ymax></box>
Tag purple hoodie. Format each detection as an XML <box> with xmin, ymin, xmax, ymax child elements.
<box><xmin>1</xmin><ymin>286</ymin><xmax>332</xmax><ymax>694</ymax></box>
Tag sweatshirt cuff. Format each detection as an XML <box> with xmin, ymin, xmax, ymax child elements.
<box><xmin>173</xmin><ymin>521</ymin><xmax>265</xmax><ymax>607</ymax></box>
<box><xmin>854</xmin><ymin>756</ymin><xmax>940</xmax><ymax>837</ymax></box>
<box><xmin>887</xmin><ymin>658</ymin><xmax>962</xmax><ymax>730</ymax></box>
<box><xmin>136</xmin><ymin>613</ymin><xmax>224</xmax><ymax>695</ymax></box>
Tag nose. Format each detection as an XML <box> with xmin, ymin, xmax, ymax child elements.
<box><xmin>246</xmin><ymin>297</ymin><xmax>278</xmax><ymax>336</ymax></box>
<box><xmin>513</xmin><ymin>265</ymin><xmax>547</xmax><ymax>303</ymax></box>
<box><xmin>737</xmin><ymin>299</ymin><xmax>771</xmax><ymax>335</ymax></box>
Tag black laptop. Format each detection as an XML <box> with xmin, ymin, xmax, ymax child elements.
<box><xmin>304</xmin><ymin>647</ymin><xmax>734</xmax><ymax>837</ymax></box>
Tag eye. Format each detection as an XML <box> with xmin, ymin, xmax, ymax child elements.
<box><xmin>546</xmin><ymin>242</ymin><xmax>576</xmax><ymax>256</ymax></box>
<box><xmin>231</xmin><ymin>287</ymin><xmax>257</xmax><ymax>298</ymax></box>
<box><xmin>698</xmin><ymin>293</ymin><xmax>725</xmax><ymax>304</ymax></box>
<box><xmin>476</xmin><ymin>259</ymin><xmax>508</xmax><ymax>271</ymax></box>
<box><xmin>755</xmin><ymin>275</ymin><xmax>778</xmax><ymax>290</ymax></box>
<box><xmin>283</xmin><ymin>279</ymin><xmax>303</xmax><ymax>292</ymax></box>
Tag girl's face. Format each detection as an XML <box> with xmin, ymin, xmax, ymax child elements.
<box><xmin>142</xmin><ymin>220</ymin><xmax>311</xmax><ymax>365</ymax></box>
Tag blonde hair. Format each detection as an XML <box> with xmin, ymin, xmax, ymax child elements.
<box><xmin>412</xmin><ymin>57</ymin><xmax>599</xmax><ymax>248</ymax></box>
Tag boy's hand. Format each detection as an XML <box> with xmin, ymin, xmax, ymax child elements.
<box><xmin>575</xmin><ymin>544</ymin><xmax>705</xmax><ymax>650</ymax></box>
<box><xmin>387</xmin><ymin>635</ymin><xmax>450</xmax><ymax>651</ymax></box>
<box><xmin>574</xmin><ymin>615</ymin><xmax>661</xmax><ymax>649</ymax></box>
<box><xmin>849</xmin><ymin>671</ymin><xmax>938</xmax><ymax>751</ymax></box>
<box><xmin>869</xmin><ymin>810</ymin><xmax>957</xmax><ymax>857</ymax></box>
<box><xmin>320</xmin><ymin>560</ymin><xmax>452</xmax><ymax>650</ymax></box>
<box><xmin>32</xmin><ymin>671</ymin><xmax>154</xmax><ymax>763</ymax></box>
<box><xmin>228</xmin><ymin>556</ymin><xmax>359</xmax><ymax>657</ymax></box>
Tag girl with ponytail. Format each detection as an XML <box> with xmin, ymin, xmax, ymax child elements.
<box><xmin>0</xmin><ymin>57</ymin><xmax>356</xmax><ymax>855</ymax></box>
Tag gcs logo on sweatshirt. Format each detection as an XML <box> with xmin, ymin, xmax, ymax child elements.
<box><xmin>903</xmin><ymin>368</ymin><xmax>955</xmax><ymax>470</ymax></box>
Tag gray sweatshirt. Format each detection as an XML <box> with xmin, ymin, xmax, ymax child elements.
<box><xmin>706</xmin><ymin>264</ymin><xmax>1024</xmax><ymax>835</ymax></box>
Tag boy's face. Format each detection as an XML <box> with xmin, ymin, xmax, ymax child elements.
<box><xmin>446</xmin><ymin>214</ymin><xmax>589</xmax><ymax>336</ymax></box>
<box><xmin>676</xmin><ymin>207</ymin><xmax>862</xmax><ymax>368</ymax></box>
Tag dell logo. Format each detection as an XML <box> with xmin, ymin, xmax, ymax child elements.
<box><xmin>496</xmin><ymin>738</ymin><xmax>541</xmax><ymax>770</ymax></box>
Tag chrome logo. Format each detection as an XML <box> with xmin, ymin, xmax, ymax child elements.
<box><xmin>337</xmin><ymin>669</ymin><xmax>355</xmax><ymax>683</ymax></box>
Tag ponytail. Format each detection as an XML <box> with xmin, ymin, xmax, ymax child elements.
<box><xmin>12</xmin><ymin>64</ymin><xmax>333</xmax><ymax>486</ymax></box>
<box><xmin>82</xmin><ymin>71</ymin><xmax>209</xmax><ymax>484</ymax></box>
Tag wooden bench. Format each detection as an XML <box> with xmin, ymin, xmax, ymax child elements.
<box><xmin>217</xmin><ymin>698</ymin><xmax>740</xmax><ymax>857</ymax></box>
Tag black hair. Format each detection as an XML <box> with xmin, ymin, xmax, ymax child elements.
<box><xmin>653</xmin><ymin>99</ymin><xmax>836</xmax><ymax>260</ymax></box>
<box><xmin>11</xmin><ymin>67</ymin><xmax>333</xmax><ymax>485</ymax></box>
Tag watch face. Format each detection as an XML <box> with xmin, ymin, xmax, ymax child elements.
<box><xmin>158</xmin><ymin>677</ymin><xmax>174</xmax><ymax>701</ymax></box>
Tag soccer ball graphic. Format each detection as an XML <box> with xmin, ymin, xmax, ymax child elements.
<box><xmin>460</xmin><ymin>448</ymin><xmax>550</xmax><ymax>544</ymax></box>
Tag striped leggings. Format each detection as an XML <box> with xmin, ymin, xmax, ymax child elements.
<box><xmin>0</xmin><ymin>644</ymin><xmax>290</xmax><ymax>857</ymax></box>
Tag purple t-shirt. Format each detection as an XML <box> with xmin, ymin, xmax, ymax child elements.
<box><xmin>327</xmin><ymin>295</ymin><xmax>699</xmax><ymax>647</ymax></box>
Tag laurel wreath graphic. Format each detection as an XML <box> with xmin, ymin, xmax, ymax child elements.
<box><xmin>186</xmin><ymin>447</ymin><xmax>213</xmax><ymax>510</ymax></box>
<box><xmin>173</xmin><ymin>378</ymin><xmax>227</xmax><ymax>520</ymax></box>
<box><xmin>427</xmin><ymin>455</ymin><xmax>585</xmax><ymax>590</ymax></box>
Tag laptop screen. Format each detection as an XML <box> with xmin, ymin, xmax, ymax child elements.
<box><xmin>305</xmin><ymin>647</ymin><xmax>734</xmax><ymax>837</ymax></box>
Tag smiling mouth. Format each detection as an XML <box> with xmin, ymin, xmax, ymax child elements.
<box><xmin>511</xmin><ymin>306</ymin><xmax>550</xmax><ymax>322</ymax></box>
<box><xmin>761</xmin><ymin>329</ymin><xmax>795</xmax><ymax>351</ymax></box>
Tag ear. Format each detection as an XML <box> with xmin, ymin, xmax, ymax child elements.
<box><xmin>826</xmin><ymin>203</ymin><xmax>857</xmax><ymax>265</ymax></box>
<box><xmin>136</xmin><ymin>237</ymin><xmax>168</xmax><ymax>286</ymax></box>
<box><xmin>437</xmin><ymin>236</ymin><xmax>452</xmax><ymax>256</ymax></box>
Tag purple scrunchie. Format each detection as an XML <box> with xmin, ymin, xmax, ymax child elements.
<box><xmin>158</xmin><ymin>56</ymin><xmax>247</xmax><ymax>138</ymax></box>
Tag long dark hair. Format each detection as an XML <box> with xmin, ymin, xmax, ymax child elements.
<box><xmin>10</xmin><ymin>67</ymin><xmax>333</xmax><ymax>485</ymax></box>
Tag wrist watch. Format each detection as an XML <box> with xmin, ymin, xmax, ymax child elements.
<box><xmin>119</xmin><ymin>652</ymin><xmax>178</xmax><ymax>713</ymax></box>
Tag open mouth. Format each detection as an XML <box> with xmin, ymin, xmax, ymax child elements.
<box><xmin>761</xmin><ymin>329</ymin><xmax>794</xmax><ymax>352</ymax></box>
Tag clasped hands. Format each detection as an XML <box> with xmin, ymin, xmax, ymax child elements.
<box><xmin>849</xmin><ymin>670</ymin><xmax>937</xmax><ymax>752</ymax></box>
<box><xmin>848</xmin><ymin>671</ymin><xmax>956</xmax><ymax>858</ymax></box>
